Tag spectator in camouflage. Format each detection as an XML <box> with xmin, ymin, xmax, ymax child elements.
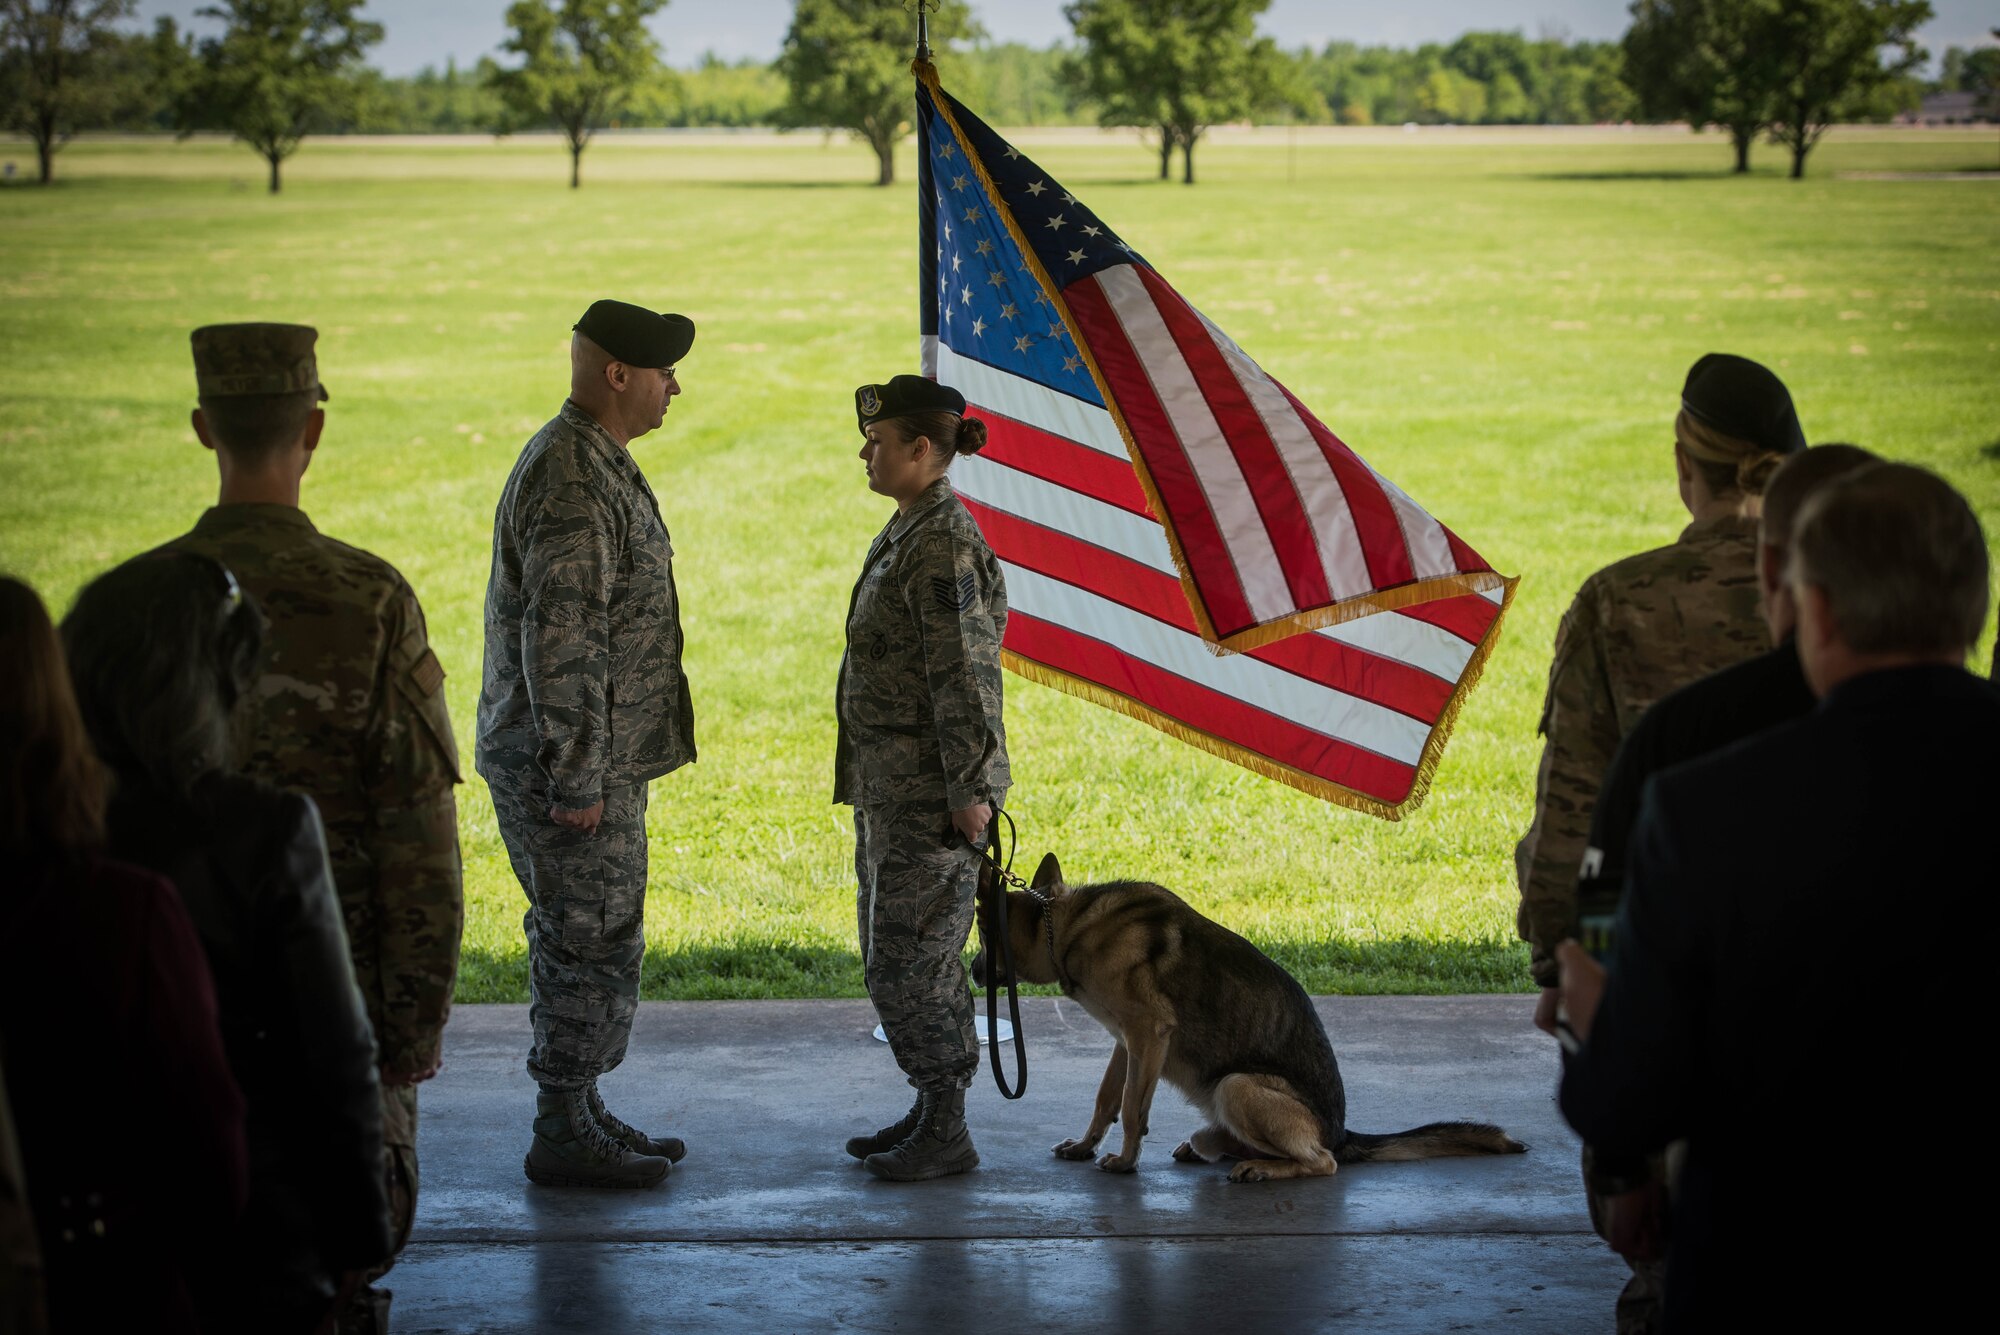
<box><xmin>1517</xmin><ymin>352</ymin><xmax>1806</xmax><ymax>1335</ymax></box>
<box><xmin>836</xmin><ymin>375</ymin><xmax>1009</xmax><ymax>1184</ymax></box>
<box><xmin>164</xmin><ymin>323</ymin><xmax>462</xmax><ymax>1335</ymax></box>
<box><xmin>477</xmin><ymin>301</ymin><xmax>697</xmax><ymax>1190</ymax></box>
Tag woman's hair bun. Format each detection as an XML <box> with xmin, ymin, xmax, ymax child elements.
<box><xmin>955</xmin><ymin>415</ymin><xmax>988</xmax><ymax>456</ymax></box>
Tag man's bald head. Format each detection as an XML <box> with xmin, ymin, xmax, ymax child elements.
<box><xmin>566</xmin><ymin>331</ymin><xmax>680</xmax><ymax>447</ymax></box>
<box><xmin>571</xmin><ymin>331</ymin><xmax>614</xmax><ymax>393</ymax></box>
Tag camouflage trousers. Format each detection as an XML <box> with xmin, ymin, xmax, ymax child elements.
<box><xmin>490</xmin><ymin>774</ymin><xmax>650</xmax><ymax>1092</ymax></box>
<box><xmin>333</xmin><ymin>1084</ymin><xmax>418</xmax><ymax>1334</ymax></box>
<box><xmin>853</xmin><ymin>803</ymin><xmax>981</xmax><ymax>1093</ymax></box>
<box><xmin>1582</xmin><ymin>1141</ymin><xmax>1685</xmax><ymax>1335</ymax></box>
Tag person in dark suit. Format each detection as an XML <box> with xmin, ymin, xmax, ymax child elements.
<box><xmin>1556</xmin><ymin>462</ymin><xmax>1996</xmax><ymax>1331</ymax></box>
<box><xmin>0</xmin><ymin>575</ymin><xmax>247</xmax><ymax>1335</ymax></box>
<box><xmin>1560</xmin><ymin>446</ymin><xmax>1882</xmax><ymax>1322</ymax></box>
<box><xmin>60</xmin><ymin>555</ymin><xmax>392</xmax><ymax>1335</ymax></box>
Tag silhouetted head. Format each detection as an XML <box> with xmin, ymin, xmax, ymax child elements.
<box><xmin>61</xmin><ymin>552</ymin><xmax>266</xmax><ymax>796</ymax></box>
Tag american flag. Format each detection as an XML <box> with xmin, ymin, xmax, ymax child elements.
<box><xmin>916</xmin><ymin>70</ymin><xmax>1517</xmax><ymax>819</ymax></box>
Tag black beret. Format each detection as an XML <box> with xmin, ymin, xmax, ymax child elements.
<box><xmin>1681</xmin><ymin>353</ymin><xmax>1806</xmax><ymax>456</ymax></box>
<box><xmin>856</xmin><ymin>374</ymin><xmax>966</xmax><ymax>434</ymax></box>
<box><xmin>573</xmin><ymin>300</ymin><xmax>695</xmax><ymax>369</ymax></box>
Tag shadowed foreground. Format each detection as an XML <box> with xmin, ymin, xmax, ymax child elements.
<box><xmin>396</xmin><ymin>996</ymin><xmax>1623</xmax><ymax>1332</ymax></box>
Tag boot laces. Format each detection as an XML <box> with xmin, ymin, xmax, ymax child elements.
<box><xmin>586</xmin><ymin>1083</ymin><xmax>642</xmax><ymax>1142</ymax></box>
<box><xmin>568</xmin><ymin>1089</ymin><xmax>629</xmax><ymax>1160</ymax></box>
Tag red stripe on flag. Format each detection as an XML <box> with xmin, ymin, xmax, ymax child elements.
<box><xmin>1440</xmin><ymin>524</ymin><xmax>1492</xmax><ymax>576</ymax></box>
<box><xmin>968</xmin><ymin>407</ymin><xmax>1153</xmax><ymax>517</ymax></box>
<box><xmin>1271</xmin><ymin>383</ymin><xmax>1417</xmax><ymax>591</ymax></box>
<box><xmin>961</xmin><ymin>496</ymin><xmax>1457</xmax><ymax>723</ymax></box>
<box><xmin>1137</xmin><ymin>267</ymin><xmax>1333</xmax><ymax>616</ymax></box>
<box><xmin>1062</xmin><ymin>273</ymin><xmax>1257</xmax><ymax>637</ymax></box>
<box><xmin>1395</xmin><ymin>593</ymin><xmax>1501</xmax><ymax>646</ymax></box>
<box><xmin>1008</xmin><ymin>613</ymin><xmax>1419</xmax><ymax>803</ymax></box>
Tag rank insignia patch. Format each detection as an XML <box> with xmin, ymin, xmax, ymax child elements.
<box><xmin>934</xmin><ymin>572</ymin><xmax>976</xmax><ymax>615</ymax></box>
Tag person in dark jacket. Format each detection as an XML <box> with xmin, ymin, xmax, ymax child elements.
<box><xmin>1557</xmin><ymin>463</ymin><xmax>1996</xmax><ymax>1331</ymax></box>
<box><xmin>59</xmin><ymin>555</ymin><xmax>392</xmax><ymax>1334</ymax></box>
<box><xmin>0</xmin><ymin>576</ymin><xmax>248</xmax><ymax>1335</ymax></box>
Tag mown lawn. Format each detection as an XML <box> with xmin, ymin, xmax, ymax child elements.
<box><xmin>3</xmin><ymin>124</ymin><xmax>1994</xmax><ymax>1000</ymax></box>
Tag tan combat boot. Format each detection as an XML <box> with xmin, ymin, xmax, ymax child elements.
<box><xmin>523</xmin><ymin>1086</ymin><xmax>670</xmax><ymax>1188</ymax></box>
<box><xmin>585</xmin><ymin>1080</ymin><xmax>687</xmax><ymax>1163</ymax></box>
<box><xmin>844</xmin><ymin>1092</ymin><xmax>924</xmax><ymax>1160</ymax></box>
<box><xmin>863</xmin><ymin>1087</ymin><xmax>979</xmax><ymax>1182</ymax></box>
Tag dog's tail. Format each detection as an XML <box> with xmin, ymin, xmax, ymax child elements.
<box><xmin>1333</xmin><ymin>1121</ymin><xmax>1527</xmax><ymax>1164</ymax></box>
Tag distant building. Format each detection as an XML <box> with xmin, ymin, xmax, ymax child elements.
<box><xmin>1901</xmin><ymin>91</ymin><xmax>1993</xmax><ymax>125</ymax></box>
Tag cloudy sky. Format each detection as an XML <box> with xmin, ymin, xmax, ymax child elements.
<box><xmin>131</xmin><ymin>0</ymin><xmax>1996</xmax><ymax>75</ymax></box>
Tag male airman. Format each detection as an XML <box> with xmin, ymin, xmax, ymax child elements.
<box><xmin>477</xmin><ymin>300</ymin><xmax>697</xmax><ymax>1189</ymax></box>
<box><xmin>164</xmin><ymin>323</ymin><xmax>463</xmax><ymax>1335</ymax></box>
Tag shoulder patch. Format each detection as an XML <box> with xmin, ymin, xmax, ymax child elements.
<box><xmin>410</xmin><ymin>647</ymin><xmax>446</xmax><ymax>698</ymax></box>
<box><xmin>934</xmin><ymin>571</ymin><xmax>976</xmax><ymax>615</ymax></box>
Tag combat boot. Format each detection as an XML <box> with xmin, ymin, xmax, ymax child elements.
<box><xmin>863</xmin><ymin>1087</ymin><xmax>979</xmax><ymax>1182</ymax></box>
<box><xmin>844</xmin><ymin>1092</ymin><xmax>924</xmax><ymax>1160</ymax></box>
<box><xmin>586</xmin><ymin>1080</ymin><xmax>687</xmax><ymax>1163</ymax></box>
<box><xmin>523</xmin><ymin>1086</ymin><xmax>670</xmax><ymax>1189</ymax></box>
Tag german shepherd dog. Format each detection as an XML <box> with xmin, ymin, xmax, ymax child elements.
<box><xmin>973</xmin><ymin>855</ymin><xmax>1527</xmax><ymax>1182</ymax></box>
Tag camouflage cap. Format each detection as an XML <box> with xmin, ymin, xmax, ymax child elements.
<box><xmin>190</xmin><ymin>323</ymin><xmax>329</xmax><ymax>401</ymax></box>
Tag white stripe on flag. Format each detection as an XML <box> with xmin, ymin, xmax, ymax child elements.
<box><xmin>954</xmin><ymin>453</ymin><xmax>1175</xmax><ymax>572</ymax></box>
<box><xmin>1314</xmin><ymin>615</ymin><xmax>1474</xmax><ymax>684</ymax></box>
<box><xmin>1192</xmin><ymin>308</ymin><xmax>1376</xmax><ymax>603</ymax></box>
<box><xmin>921</xmin><ymin>333</ymin><xmax>938</xmax><ymax>378</ymax></box>
<box><xmin>1091</xmin><ymin>266</ymin><xmax>1295</xmax><ymax>626</ymax></box>
<box><xmin>935</xmin><ymin>342</ymin><xmax>1126</xmax><ymax>458</ymax></box>
<box><xmin>956</xmin><ymin>448</ymin><xmax>1481</xmax><ymax>682</ymax></box>
<box><xmin>1372</xmin><ymin>469</ymin><xmax>1460</xmax><ymax>580</ymax></box>
<box><xmin>1002</xmin><ymin>563</ymin><xmax>1432</xmax><ymax>766</ymax></box>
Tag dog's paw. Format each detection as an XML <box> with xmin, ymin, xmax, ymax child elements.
<box><xmin>1171</xmin><ymin>1140</ymin><xmax>1200</xmax><ymax>1164</ymax></box>
<box><xmin>1096</xmin><ymin>1153</ymin><xmax>1138</xmax><ymax>1174</ymax></box>
<box><xmin>1052</xmin><ymin>1138</ymin><xmax>1097</xmax><ymax>1161</ymax></box>
<box><xmin>1229</xmin><ymin>1162</ymin><xmax>1273</xmax><ymax>1183</ymax></box>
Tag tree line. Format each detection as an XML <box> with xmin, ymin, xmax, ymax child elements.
<box><xmin>1</xmin><ymin>0</ymin><xmax>1981</xmax><ymax>190</ymax></box>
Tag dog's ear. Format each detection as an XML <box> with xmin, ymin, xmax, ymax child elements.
<box><xmin>1031</xmin><ymin>852</ymin><xmax>1062</xmax><ymax>890</ymax></box>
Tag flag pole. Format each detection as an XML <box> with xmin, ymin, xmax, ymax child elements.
<box><xmin>911</xmin><ymin>0</ymin><xmax>937</xmax><ymax>64</ymax></box>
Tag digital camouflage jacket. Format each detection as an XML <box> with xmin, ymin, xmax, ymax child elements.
<box><xmin>166</xmin><ymin>504</ymin><xmax>463</xmax><ymax>1080</ymax></box>
<box><xmin>1514</xmin><ymin>513</ymin><xmax>1766</xmax><ymax>988</ymax></box>
<box><xmin>476</xmin><ymin>401</ymin><xmax>696</xmax><ymax>807</ymax></box>
<box><xmin>834</xmin><ymin>478</ymin><xmax>1009</xmax><ymax>812</ymax></box>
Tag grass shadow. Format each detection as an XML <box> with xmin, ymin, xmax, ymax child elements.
<box><xmin>1980</xmin><ymin>439</ymin><xmax>2000</xmax><ymax>462</ymax></box>
<box><xmin>1531</xmin><ymin>170</ymin><xmax>1741</xmax><ymax>182</ymax></box>
<box><xmin>454</xmin><ymin>935</ymin><xmax>1532</xmax><ymax>1003</ymax></box>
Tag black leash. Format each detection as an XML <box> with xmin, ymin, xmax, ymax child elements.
<box><xmin>978</xmin><ymin>809</ymin><xmax>1030</xmax><ymax>1100</ymax></box>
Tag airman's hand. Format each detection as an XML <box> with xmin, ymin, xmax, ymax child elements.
<box><xmin>951</xmin><ymin>802</ymin><xmax>993</xmax><ymax>848</ymax></box>
<box><xmin>550</xmin><ymin>800</ymin><xmax>605</xmax><ymax>835</ymax></box>
<box><xmin>1555</xmin><ymin>941</ymin><xmax>1607</xmax><ymax>1044</ymax></box>
<box><xmin>1533</xmin><ymin>986</ymin><xmax>1562</xmax><ymax>1037</ymax></box>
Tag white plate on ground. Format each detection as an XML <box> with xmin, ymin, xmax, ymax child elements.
<box><xmin>873</xmin><ymin>1014</ymin><xmax>1014</xmax><ymax>1045</ymax></box>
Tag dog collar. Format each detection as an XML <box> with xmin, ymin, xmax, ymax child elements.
<box><xmin>1026</xmin><ymin>886</ymin><xmax>1072</xmax><ymax>994</ymax></box>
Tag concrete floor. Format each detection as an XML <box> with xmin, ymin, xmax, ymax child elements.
<box><xmin>392</xmin><ymin>997</ymin><xmax>1625</xmax><ymax>1333</ymax></box>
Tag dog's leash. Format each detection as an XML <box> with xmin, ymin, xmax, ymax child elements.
<box><xmin>979</xmin><ymin>810</ymin><xmax>1030</xmax><ymax>1101</ymax></box>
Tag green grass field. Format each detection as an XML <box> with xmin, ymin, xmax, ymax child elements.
<box><xmin>3</xmin><ymin>125</ymin><xmax>1996</xmax><ymax>1000</ymax></box>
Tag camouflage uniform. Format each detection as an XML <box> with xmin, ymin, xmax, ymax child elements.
<box><xmin>836</xmin><ymin>478</ymin><xmax>1009</xmax><ymax>1093</ymax></box>
<box><xmin>164</xmin><ymin>503</ymin><xmax>462</xmax><ymax>1291</ymax></box>
<box><xmin>1515</xmin><ymin>513</ymin><xmax>1763</xmax><ymax>1335</ymax></box>
<box><xmin>1515</xmin><ymin>513</ymin><xmax>1765</xmax><ymax>988</ymax></box>
<box><xmin>476</xmin><ymin>399</ymin><xmax>694</xmax><ymax>1092</ymax></box>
